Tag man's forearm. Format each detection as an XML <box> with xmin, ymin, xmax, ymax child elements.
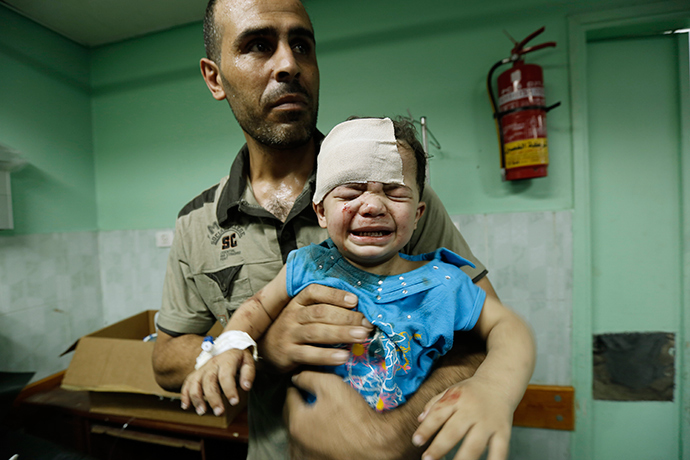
<box><xmin>152</xmin><ymin>331</ymin><xmax>204</xmax><ymax>392</ymax></box>
<box><xmin>374</xmin><ymin>334</ymin><xmax>487</xmax><ymax>459</ymax></box>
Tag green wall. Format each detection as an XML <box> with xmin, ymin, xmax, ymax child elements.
<box><xmin>0</xmin><ymin>7</ymin><xmax>96</xmax><ymax>235</ymax></box>
<box><xmin>90</xmin><ymin>0</ymin><xmax>580</xmax><ymax>230</ymax></box>
<box><xmin>90</xmin><ymin>25</ymin><xmax>227</xmax><ymax>231</ymax></box>
<box><xmin>3</xmin><ymin>0</ymin><xmax>680</xmax><ymax>233</ymax></box>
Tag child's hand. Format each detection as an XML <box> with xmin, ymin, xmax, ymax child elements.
<box><xmin>411</xmin><ymin>376</ymin><xmax>514</xmax><ymax>460</ymax></box>
<box><xmin>180</xmin><ymin>347</ymin><xmax>255</xmax><ymax>417</ymax></box>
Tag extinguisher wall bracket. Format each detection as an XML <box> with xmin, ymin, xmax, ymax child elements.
<box><xmin>493</xmin><ymin>101</ymin><xmax>561</xmax><ymax>120</ymax></box>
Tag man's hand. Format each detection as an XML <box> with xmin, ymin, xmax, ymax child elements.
<box><xmin>282</xmin><ymin>331</ymin><xmax>488</xmax><ymax>460</ymax></box>
<box><xmin>180</xmin><ymin>348</ymin><xmax>255</xmax><ymax>416</ymax></box>
<box><xmin>412</xmin><ymin>375</ymin><xmax>513</xmax><ymax>460</ymax></box>
<box><xmin>285</xmin><ymin>371</ymin><xmax>418</xmax><ymax>460</ymax></box>
<box><xmin>258</xmin><ymin>284</ymin><xmax>373</xmax><ymax>373</ymax></box>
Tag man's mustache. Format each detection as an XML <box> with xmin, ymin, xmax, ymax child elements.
<box><xmin>265</xmin><ymin>81</ymin><xmax>312</xmax><ymax>104</ymax></box>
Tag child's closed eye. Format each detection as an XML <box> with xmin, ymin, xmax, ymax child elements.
<box><xmin>332</xmin><ymin>185</ymin><xmax>365</xmax><ymax>200</ymax></box>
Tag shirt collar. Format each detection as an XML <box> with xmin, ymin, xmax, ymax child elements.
<box><xmin>216</xmin><ymin>131</ymin><xmax>324</xmax><ymax>226</ymax></box>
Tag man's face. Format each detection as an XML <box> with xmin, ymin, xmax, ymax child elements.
<box><xmin>214</xmin><ymin>0</ymin><xmax>319</xmax><ymax>148</ymax></box>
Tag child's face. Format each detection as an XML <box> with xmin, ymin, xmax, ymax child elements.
<box><xmin>314</xmin><ymin>144</ymin><xmax>426</xmax><ymax>271</ymax></box>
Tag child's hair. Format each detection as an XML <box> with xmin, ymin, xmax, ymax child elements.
<box><xmin>346</xmin><ymin>116</ymin><xmax>427</xmax><ymax>197</ymax></box>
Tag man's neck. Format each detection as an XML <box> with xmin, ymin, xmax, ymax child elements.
<box><xmin>245</xmin><ymin>135</ymin><xmax>316</xmax><ymax>222</ymax></box>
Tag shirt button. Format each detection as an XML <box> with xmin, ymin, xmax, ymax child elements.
<box><xmin>402</xmin><ymin>290</ymin><xmax>408</xmax><ymax>294</ymax></box>
<box><xmin>401</xmin><ymin>282</ymin><xmax>406</xmax><ymax>286</ymax></box>
<box><xmin>377</xmin><ymin>314</ymin><xmax>382</xmax><ymax>318</ymax></box>
<box><xmin>445</xmin><ymin>275</ymin><xmax>451</xmax><ymax>279</ymax></box>
<box><xmin>433</xmin><ymin>266</ymin><xmax>439</xmax><ymax>270</ymax></box>
<box><xmin>399</xmin><ymin>276</ymin><xmax>404</xmax><ymax>280</ymax></box>
<box><xmin>378</xmin><ymin>280</ymin><xmax>383</xmax><ymax>285</ymax></box>
<box><xmin>376</xmin><ymin>296</ymin><xmax>381</xmax><ymax>301</ymax></box>
<box><xmin>357</xmin><ymin>281</ymin><xmax>362</xmax><ymax>286</ymax></box>
<box><xmin>377</xmin><ymin>287</ymin><xmax>382</xmax><ymax>292</ymax></box>
<box><xmin>407</xmin><ymin>315</ymin><xmax>412</xmax><ymax>319</ymax></box>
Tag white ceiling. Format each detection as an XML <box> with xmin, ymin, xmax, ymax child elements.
<box><xmin>1</xmin><ymin>0</ymin><xmax>209</xmax><ymax>47</ymax></box>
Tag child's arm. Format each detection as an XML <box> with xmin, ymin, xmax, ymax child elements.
<box><xmin>225</xmin><ymin>264</ymin><xmax>291</xmax><ymax>337</ymax></box>
<box><xmin>412</xmin><ymin>296</ymin><xmax>536</xmax><ymax>460</ymax></box>
<box><xmin>180</xmin><ymin>265</ymin><xmax>291</xmax><ymax>415</ymax></box>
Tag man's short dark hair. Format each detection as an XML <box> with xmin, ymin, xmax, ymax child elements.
<box><xmin>346</xmin><ymin>116</ymin><xmax>428</xmax><ymax>197</ymax></box>
<box><xmin>204</xmin><ymin>0</ymin><xmax>222</xmax><ymax>64</ymax></box>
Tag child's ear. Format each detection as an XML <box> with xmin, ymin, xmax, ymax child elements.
<box><xmin>313</xmin><ymin>202</ymin><xmax>328</xmax><ymax>229</ymax></box>
<box><xmin>414</xmin><ymin>201</ymin><xmax>426</xmax><ymax>230</ymax></box>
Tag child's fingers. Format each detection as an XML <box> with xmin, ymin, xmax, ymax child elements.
<box><xmin>413</xmin><ymin>408</ymin><xmax>450</xmax><ymax>449</ymax></box>
<box><xmin>419</xmin><ymin>416</ymin><xmax>473</xmax><ymax>460</ymax></box>
<box><xmin>180</xmin><ymin>378</ymin><xmax>192</xmax><ymax>410</ymax></box>
<box><xmin>201</xmin><ymin>367</ymin><xmax>227</xmax><ymax>416</ymax></box>
<box><xmin>217</xmin><ymin>353</ymin><xmax>240</xmax><ymax>407</ymax></box>
<box><xmin>239</xmin><ymin>348</ymin><xmax>256</xmax><ymax>391</ymax></box>
<box><xmin>181</xmin><ymin>374</ymin><xmax>203</xmax><ymax>413</ymax></box>
<box><xmin>414</xmin><ymin>386</ymin><xmax>463</xmax><ymax>445</ymax></box>
<box><xmin>452</xmin><ymin>425</ymin><xmax>490</xmax><ymax>460</ymax></box>
<box><xmin>486</xmin><ymin>431</ymin><xmax>510</xmax><ymax>460</ymax></box>
<box><xmin>419</xmin><ymin>389</ymin><xmax>446</xmax><ymax>422</ymax></box>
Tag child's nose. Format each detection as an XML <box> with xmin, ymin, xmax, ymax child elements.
<box><xmin>359</xmin><ymin>195</ymin><xmax>386</xmax><ymax>216</ymax></box>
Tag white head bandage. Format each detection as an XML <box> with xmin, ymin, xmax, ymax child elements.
<box><xmin>313</xmin><ymin>118</ymin><xmax>404</xmax><ymax>204</ymax></box>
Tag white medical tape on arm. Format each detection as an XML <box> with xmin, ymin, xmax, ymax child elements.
<box><xmin>194</xmin><ymin>330</ymin><xmax>259</xmax><ymax>370</ymax></box>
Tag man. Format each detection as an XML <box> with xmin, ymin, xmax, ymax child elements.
<box><xmin>152</xmin><ymin>0</ymin><xmax>499</xmax><ymax>458</ymax></box>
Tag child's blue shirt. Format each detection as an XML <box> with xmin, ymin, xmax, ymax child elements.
<box><xmin>285</xmin><ymin>239</ymin><xmax>486</xmax><ymax>411</ymax></box>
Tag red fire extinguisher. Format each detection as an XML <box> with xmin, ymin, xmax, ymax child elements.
<box><xmin>487</xmin><ymin>27</ymin><xmax>560</xmax><ymax>181</ymax></box>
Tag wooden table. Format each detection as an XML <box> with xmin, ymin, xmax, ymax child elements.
<box><xmin>9</xmin><ymin>371</ymin><xmax>573</xmax><ymax>460</ymax></box>
<box><xmin>9</xmin><ymin>371</ymin><xmax>249</xmax><ymax>460</ymax></box>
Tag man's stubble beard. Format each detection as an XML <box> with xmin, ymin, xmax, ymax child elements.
<box><xmin>222</xmin><ymin>78</ymin><xmax>318</xmax><ymax>149</ymax></box>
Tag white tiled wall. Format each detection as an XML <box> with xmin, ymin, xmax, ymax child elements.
<box><xmin>0</xmin><ymin>232</ymin><xmax>104</xmax><ymax>378</ymax></box>
<box><xmin>452</xmin><ymin>211</ymin><xmax>573</xmax><ymax>460</ymax></box>
<box><xmin>454</xmin><ymin>211</ymin><xmax>572</xmax><ymax>385</ymax></box>
<box><xmin>98</xmin><ymin>229</ymin><xmax>172</xmax><ymax>325</ymax></box>
<box><xmin>0</xmin><ymin>211</ymin><xmax>573</xmax><ymax>459</ymax></box>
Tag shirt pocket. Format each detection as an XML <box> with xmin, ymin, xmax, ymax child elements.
<box><xmin>195</xmin><ymin>264</ymin><xmax>254</xmax><ymax>326</ymax></box>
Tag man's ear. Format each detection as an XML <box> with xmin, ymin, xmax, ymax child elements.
<box><xmin>414</xmin><ymin>201</ymin><xmax>426</xmax><ymax>230</ymax></box>
<box><xmin>200</xmin><ymin>58</ymin><xmax>227</xmax><ymax>101</ymax></box>
<box><xmin>313</xmin><ymin>202</ymin><xmax>328</xmax><ymax>229</ymax></box>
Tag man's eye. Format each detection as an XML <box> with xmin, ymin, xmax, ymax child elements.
<box><xmin>292</xmin><ymin>41</ymin><xmax>312</xmax><ymax>55</ymax></box>
<box><xmin>248</xmin><ymin>40</ymin><xmax>272</xmax><ymax>53</ymax></box>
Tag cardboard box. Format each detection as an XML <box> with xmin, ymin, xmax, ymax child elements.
<box><xmin>61</xmin><ymin>310</ymin><xmax>239</xmax><ymax>428</ymax></box>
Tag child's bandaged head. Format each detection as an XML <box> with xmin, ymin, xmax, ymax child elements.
<box><xmin>313</xmin><ymin>118</ymin><xmax>406</xmax><ymax>204</ymax></box>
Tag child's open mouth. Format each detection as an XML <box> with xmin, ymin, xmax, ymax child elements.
<box><xmin>351</xmin><ymin>231</ymin><xmax>392</xmax><ymax>237</ymax></box>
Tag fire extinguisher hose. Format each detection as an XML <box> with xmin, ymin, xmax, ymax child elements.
<box><xmin>487</xmin><ymin>58</ymin><xmax>511</xmax><ymax>169</ymax></box>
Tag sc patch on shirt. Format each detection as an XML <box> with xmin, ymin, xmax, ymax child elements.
<box><xmin>206</xmin><ymin>221</ymin><xmax>246</xmax><ymax>260</ymax></box>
